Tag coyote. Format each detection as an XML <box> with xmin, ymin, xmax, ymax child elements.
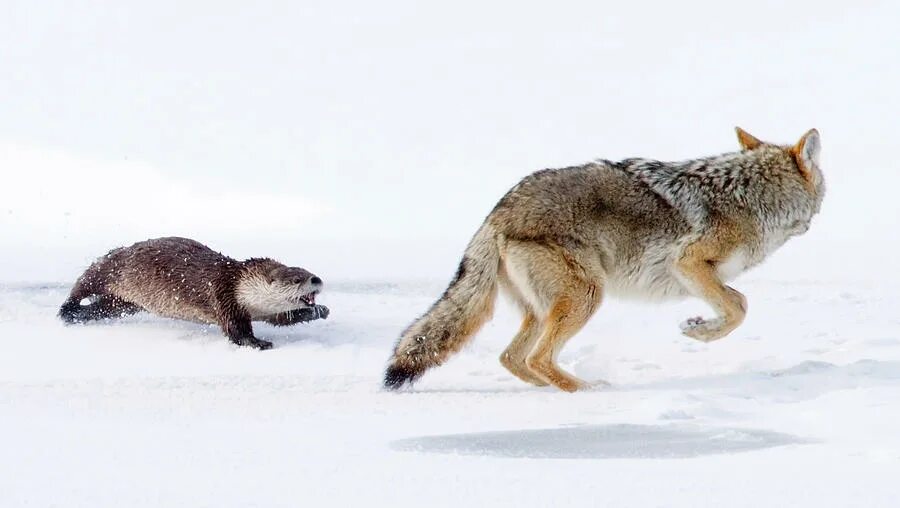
<box><xmin>385</xmin><ymin>128</ymin><xmax>825</xmax><ymax>392</ymax></box>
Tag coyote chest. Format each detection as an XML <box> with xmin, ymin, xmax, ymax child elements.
<box><xmin>604</xmin><ymin>245</ymin><xmax>689</xmax><ymax>301</ymax></box>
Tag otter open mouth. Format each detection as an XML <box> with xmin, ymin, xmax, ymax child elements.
<box><xmin>298</xmin><ymin>292</ymin><xmax>317</xmax><ymax>306</ymax></box>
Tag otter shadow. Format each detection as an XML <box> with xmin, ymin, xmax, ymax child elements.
<box><xmin>392</xmin><ymin>424</ymin><xmax>809</xmax><ymax>459</ymax></box>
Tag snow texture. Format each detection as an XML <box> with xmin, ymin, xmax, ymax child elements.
<box><xmin>1</xmin><ymin>279</ymin><xmax>899</xmax><ymax>507</ymax></box>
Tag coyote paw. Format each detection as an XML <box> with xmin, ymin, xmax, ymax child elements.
<box><xmin>499</xmin><ymin>352</ymin><xmax>548</xmax><ymax>387</ymax></box>
<box><xmin>679</xmin><ymin>316</ymin><xmax>728</xmax><ymax>342</ymax></box>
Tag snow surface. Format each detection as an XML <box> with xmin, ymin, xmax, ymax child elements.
<box><xmin>2</xmin><ymin>0</ymin><xmax>900</xmax><ymax>506</ymax></box>
<box><xmin>1</xmin><ymin>277</ymin><xmax>899</xmax><ymax>507</ymax></box>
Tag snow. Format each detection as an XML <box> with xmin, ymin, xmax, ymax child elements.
<box><xmin>1</xmin><ymin>277</ymin><xmax>899</xmax><ymax>507</ymax></box>
<box><xmin>2</xmin><ymin>0</ymin><xmax>900</xmax><ymax>506</ymax></box>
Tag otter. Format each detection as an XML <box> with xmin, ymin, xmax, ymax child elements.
<box><xmin>58</xmin><ymin>237</ymin><xmax>329</xmax><ymax>349</ymax></box>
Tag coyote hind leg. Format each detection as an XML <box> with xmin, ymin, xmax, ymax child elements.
<box><xmin>500</xmin><ymin>310</ymin><xmax>549</xmax><ymax>386</ymax></box>
<box><xmin>503</xmin><ymin>240</ymin><xmax>603</xmax><ymax>392</ymax></box>
<box><xmin>497</xmin><ymin>270</ymin><xmax>548</xmax><ymax>386</ymax></box>
<box><xmin>526</xmin><ymin>286</ymin><xmax>601</xmax><ymax>392</ymax></box>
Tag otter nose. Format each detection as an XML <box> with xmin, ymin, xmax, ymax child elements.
<box><xmin>310</xmin><ymin>276</ymin><xmax>322</xmax><ymax>286</ymax></box>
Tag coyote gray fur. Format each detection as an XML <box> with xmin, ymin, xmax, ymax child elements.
<box><xmin>385</xmin><ymin>128</ymin><xmax>825</xmax><ymax>392</ymax></box>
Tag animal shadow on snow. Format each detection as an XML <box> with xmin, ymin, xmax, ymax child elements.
<box><xmin>392</xmin><ymin>424</ymin><xmax>810</xmax><ymax>459</ymax></box>
<box><xmin>51</xmin><ymin>308</ymin><xmax>333</xmax><ymax>348</ymax></box>
<box><xmin>84</xmin><ymin>315</ymin><xmax>340</xmax><ymax>348</ymax></box>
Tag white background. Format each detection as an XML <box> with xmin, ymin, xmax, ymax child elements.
<box><xmin>2</xmin><ymin>0</ymin><xmax>898</xmax><ymax>282</ymax></box>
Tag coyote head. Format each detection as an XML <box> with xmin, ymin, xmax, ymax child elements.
<box><xmin>735</xmin><ymin>126</ymin><xmax>824</xmax><ymax>197</ymax></box>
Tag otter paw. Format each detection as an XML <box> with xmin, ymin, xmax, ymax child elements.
<box><xmin>235</xmin><ymin>337</ymin><xmax>273</xmax><ymax>350</ymax></box>
<box><xmin>294</xmin><ymin>305</ymin><xmax>329</xmax><ymax>322</ymax></box>
<box><xmin>312</xmin><ymin>304</ymin><xmax>329</xmax><ymax>320</ymax></box>
<box><xmin>251</xmin><ymin>338</ymin><xmax>274</xmax><ymax>350</ymax></box>
<box><xmin>679</xmin><ymin>316</ymin><xmax>727</xmax><ymax>342</ymax></box>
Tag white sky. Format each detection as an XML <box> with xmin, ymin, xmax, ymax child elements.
<box><xmin>1</xmin><ymin>0</ymin><xmax>898</xmax><ymax>282</ymax></box>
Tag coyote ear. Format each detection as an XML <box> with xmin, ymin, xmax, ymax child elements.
<box><xmin>791</xmin><ymin>128</ymin><xmax>820</xmax><ymax>183</ymax></box>
<box><xmin>735</xmin><ymin>127</ymin><xmax>763</xmax><ymax>150</ymax></box>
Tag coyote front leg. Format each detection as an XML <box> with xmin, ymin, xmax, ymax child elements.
<box><xmin>676</xmin><ymin>242</ymin><xmax>748</xmax><ymax>343</ymax></box>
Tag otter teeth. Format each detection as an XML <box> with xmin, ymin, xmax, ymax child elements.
<box><xmin>299</xmin><ymin>293</ymin><xmax>316</xmax><ymax>305</ymax></box>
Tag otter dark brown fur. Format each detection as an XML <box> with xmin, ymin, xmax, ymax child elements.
<box><xmin>59</xmin><ymin>237</ymin><xmax>329</xmax><ymax>349</ymax></box>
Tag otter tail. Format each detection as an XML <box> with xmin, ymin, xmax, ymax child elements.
<box><xmin>59</xmin><ymin>277</ymin><xmax>99</xmax><ymax>324</ymax></box>
<box><xmin>384</xmin><ymin>224</ymin><xmax>501</xmax><ymax>389</ymax></box>
<box><xmin>58</xmin><ymin>263</ymin><xmax>142</xmax><ymax>324</ymax></box>
<box><xmin>59</xmin><ymin>293</ymin><xmax>143</xmax><ymax>324</ymax></box>
<box><xmin>58</xmin><ymin>297</ymin><xmax>88</xmax><ymax>324</ymax></box>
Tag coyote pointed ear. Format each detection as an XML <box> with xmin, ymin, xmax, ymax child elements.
<box><xmin>735</xmin><ymin>127</ymin><xmax>763</xmax><ymax>150</ymax></box>
<box><xmin>790</xmin><ymin>128</ymin><xmax>820</xmax><ymax>183</ymax></box>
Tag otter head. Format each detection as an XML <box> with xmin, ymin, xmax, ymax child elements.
<box><xmin>266</xmin><ymin>266</ymin><xmax>323</xmax><ymax>308</ymax></box>
<box><xmin>236</xmin><ymin>263</ymin><xmax>324</xmax><ymax>316</ymax></box>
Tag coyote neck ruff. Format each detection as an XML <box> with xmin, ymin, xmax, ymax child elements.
<box><xmin>385</xmin><ymin>128</ymin><xmax>825</xmax><ymax>392</ymax></box>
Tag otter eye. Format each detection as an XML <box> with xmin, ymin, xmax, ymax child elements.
<box><xmin>292</xmin><ymin>278</ymin><xmax>302</xmax><ymax>284</ymax></box>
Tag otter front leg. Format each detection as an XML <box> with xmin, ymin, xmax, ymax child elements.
<box><xmin>221</xmin><ymin>315</ymin><xmax>273</xmax><ymax>350</ymax></box>
<box><xmin>675</xmin><ymin>243</ymin><xmax>748</xmax><ymax>343</ymax></box>
<box><xmin>264</xmin><ymin>305</ymin><xmax>330</xmax><ymax>327</ymax></box>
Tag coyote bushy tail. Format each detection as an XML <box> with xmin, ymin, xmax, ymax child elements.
<box><xmin>384</xmin><ymin>224</ymin><xmax>500</xmax><ymax>389</ymax></box>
